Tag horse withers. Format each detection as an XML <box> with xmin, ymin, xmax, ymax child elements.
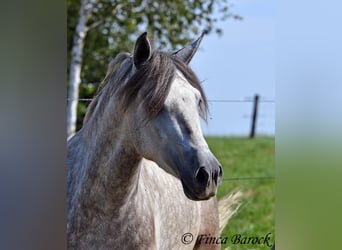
<box><xmin>67</xmin><ymin>32</ymin><xmax>240</xmax><ymax>249</ymax></box>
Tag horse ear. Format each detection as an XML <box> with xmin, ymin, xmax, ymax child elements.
<box><xmin>173</xmin><ymin>31</ymin><xmax>206</xmax><ymax>64</ymax></box>
<box><xmin>133</xmin><ymin>32</ymin><xmax>152</xmax><ymax>68</ymax></box>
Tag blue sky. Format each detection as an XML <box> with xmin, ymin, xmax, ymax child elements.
<box><xmin>191</xmin><ymin>0</ymin><xmax>275</xmax><ymax>136</ymax></box>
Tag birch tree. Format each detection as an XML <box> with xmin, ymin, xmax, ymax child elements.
<box><xmin>67</xmin><ymin>0</ymin><xmax>240</xmax><ymax>137</ymax></box>
<box><xmin>67</xmin><ymin>0</ymin><xmax>90</xmax><ymax>137</ymax></box>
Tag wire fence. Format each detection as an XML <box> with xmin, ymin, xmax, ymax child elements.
<box><xmin>69</xmin><ymin>96</ymin><xmax>275</xmax><ymax>135</ymax></box>
<box><xmin>222</xmin><ymin>176</ymin><xmax>275</xmax><ymax>181</ymax></box>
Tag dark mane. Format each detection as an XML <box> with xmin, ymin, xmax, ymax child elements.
<box><xmin>84</xmin><ymin>50</ymin><xmax>208</xmax><ymax>124</ymax></box>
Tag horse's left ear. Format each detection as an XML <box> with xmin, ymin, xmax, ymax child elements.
<box><xmin>133</xmin><ymin>32</ymin><xmax>152</xmax><ymax>68</ymax></box>
<box><xmin>173</xmin><ymin>31</ymin><xmax>206</xmax><ymax>64</ymax></box>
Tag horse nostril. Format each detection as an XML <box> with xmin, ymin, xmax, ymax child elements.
<box><xmin>218</xmin><ymin>165</ymin><xmax>223</xmax><ymax>178</ymax></box>
<box><xmin>195</xmin><ymin>167</ymin><xmax>210</xmax><ymax>187</ymax></box>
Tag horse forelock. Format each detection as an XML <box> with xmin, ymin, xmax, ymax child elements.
<box><xmin>83</xmin><ymin>50</ymin><xmax>208</xmax><ymax>125</ymax></box>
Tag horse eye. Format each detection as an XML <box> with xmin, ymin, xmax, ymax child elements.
<box><xmin>198</xmin><ymin>98</ymin><xmax>202</xmax><ymax>107</ymax></box>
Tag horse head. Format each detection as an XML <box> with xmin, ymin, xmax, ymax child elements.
<box><xmin>126</xmin><ymin>32</ymin><xmax>222</xmax><ymax>201</ymax></box>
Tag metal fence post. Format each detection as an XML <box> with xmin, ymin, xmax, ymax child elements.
<box><xmin>249</xmin><ymin>94</ymin><xmax>259</xmax><ymax>138</ymax></box>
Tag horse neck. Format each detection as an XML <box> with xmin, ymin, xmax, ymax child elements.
<box><xmin>69</xmin><ymin>100</ymin><xmax>142</xmax><ymax>211</ymax></box>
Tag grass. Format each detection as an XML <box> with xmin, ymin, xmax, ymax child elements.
<box><xmin>206</xmin><ymin>136</ymin><xmax>275</xmax><ymax>250</ymax></box>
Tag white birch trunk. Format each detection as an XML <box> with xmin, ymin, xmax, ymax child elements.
<box><xmin>67</xmin><ymin>0</ymin><xmax>91</xmax><ymax>138</ymax></box>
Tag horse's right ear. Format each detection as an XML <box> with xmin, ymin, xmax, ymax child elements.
<box><xmin>133</xmin><ymin>32</ymin><xmax>152</xmax><ymax>68</ymax></box>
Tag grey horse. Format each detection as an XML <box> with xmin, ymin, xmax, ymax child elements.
<box><xmin>67</xmin><ymin>32</ymin><xmax>241</xmax><ymax>249</ymax></box>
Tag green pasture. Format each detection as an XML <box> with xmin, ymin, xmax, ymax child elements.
<box><xmin>206</xmin><ymin>136</ymin><xmax>275</xmax><ymax>250</ymax></box>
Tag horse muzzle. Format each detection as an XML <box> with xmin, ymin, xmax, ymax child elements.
<box><xmin>181</xmin><ymin>152</ymin><xmax>223</xmax><ymax>201</ymax></box>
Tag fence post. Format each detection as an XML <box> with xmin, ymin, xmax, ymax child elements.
<box><xmin>249</xmin><ymin>94</ymin><xmax>259</xmax><ymax>138</ymax></box>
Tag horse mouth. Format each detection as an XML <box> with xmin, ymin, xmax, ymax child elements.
<box><xmin>181</xmin><ymin>179</ymin><xmax>215</xmax><ymax>201</ymax></box>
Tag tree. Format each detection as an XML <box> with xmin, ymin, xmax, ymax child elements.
<box><xmin>67</xmin><ymin>0</ymin><xmax>241</xmax><ymax>137</ymax></box>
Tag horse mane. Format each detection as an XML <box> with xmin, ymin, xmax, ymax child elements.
<box><xmin>83</xmin><ymin>49</ymin><xmax>208</xmax><ymax>124</ymax></box>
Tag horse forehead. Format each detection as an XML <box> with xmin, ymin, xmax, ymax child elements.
<box><xmin>167</xmin><ymin>71</ymin><xmax>200</xmax><ymax>101</ymax></box>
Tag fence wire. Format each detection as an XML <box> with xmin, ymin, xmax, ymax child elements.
<box><xmin>222</xmin><ymin>176</ymin><xmax>275</xmax><ymax>181</ymax></box>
